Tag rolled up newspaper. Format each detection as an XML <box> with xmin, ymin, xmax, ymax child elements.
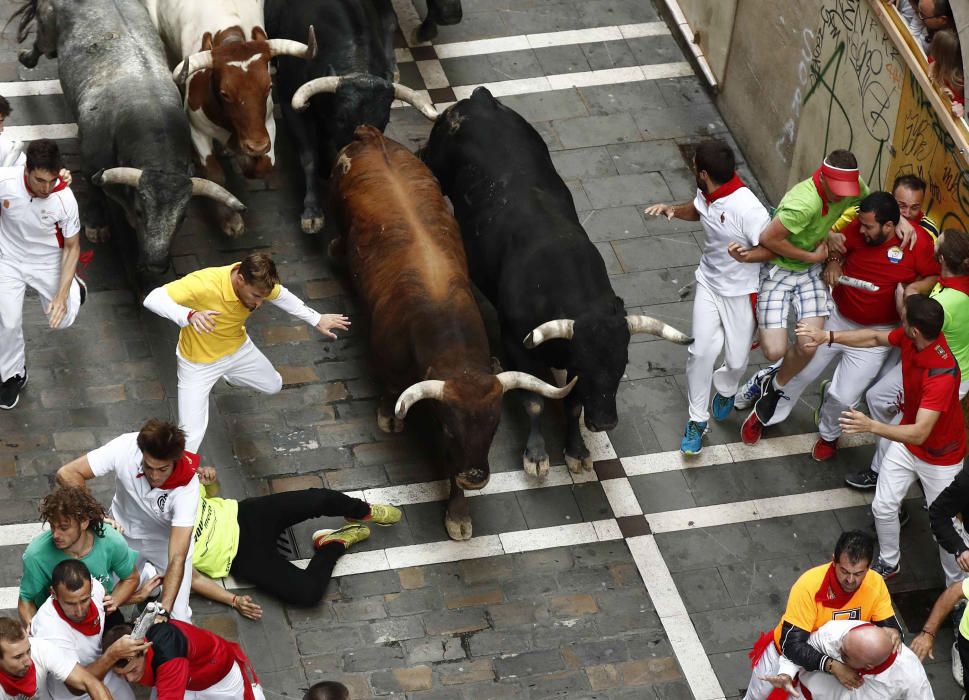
<box><xmin>838</xmin><ymin>275</ymin><xmax>879</xmax><ymax>292</ymax></box>
<box><xmin>130</xmin><ymin>601</ymin><xmax>161</xmax><ymax>640</ymax></box>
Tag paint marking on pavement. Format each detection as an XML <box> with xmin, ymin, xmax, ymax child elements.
<box><xmin>5</xmin><ymin>123</ymin><xmax>78</xmax><ymax>140</ymax></box>
<box><xmin>0</xmin><ymin>79</ymin><xmax>63</xmax><ymax>96</ymax></box>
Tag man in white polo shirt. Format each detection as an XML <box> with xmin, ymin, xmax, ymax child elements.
<box><xmin>0</xmin><ymin>139</ymin><xmax>84</xmax><ymax>410</ymax></box>
<box><xmin>645</xmin><ymin>139</ymin><xmax>770</xmax><ymax>454</ymax></box>
<box><xmin>29</xmin><ymin>560</ymin><xmax>136</xmax><ymax>700</ymax></box>
<box><xmin>56</xmin><ymin>418</ymin><xmax>201</xmax><ymax>623</ymax></box>
<box><xmin>0</xmin><ymin>617</ymin><xmax>110</xmax><ymax>700</ymax></box>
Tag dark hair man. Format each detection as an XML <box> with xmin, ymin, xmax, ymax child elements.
<box><xmin>0</xmin><ymin>138</ymin><xmax>84</xmax><ymax>409</ymax></box>
<box><xmin>56</xmin><ymin>419</ymin><xmax>201</xmax><ymax>622</ymax></box>
<box><xmin>0</xmin><ymin>616</ymin><xmax>111</xmax><ymax>700</ymax></box>
<box><xmin>644</xmin><ymin>139</ymin><xmax>770</xmax><ymax>455</ymax></box>
<box><xmin>305</xmin><ymin>681</ymin><xmax>350</xmax><ymax>700</ymax></box>
<box><xmin>799</xmin><ymin>295</ymin><xmax>967</xmax><ymax>581</ymax></box>
<box><xmin>142</xmin><ymin>252</ymin><xmax>350</xmax><ymax>452</ymax></box>
<box><xmin>744</xmin><ymin>531</ymin><xmax>901</xmax><ymax>699</ymax></box>
<box><xmin>19</xmin><ymin>486</ymin><xmax>144</xmax><ymax>628</ymax></box>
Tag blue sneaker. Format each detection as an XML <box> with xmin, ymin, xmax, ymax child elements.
<box><xmin>680</xmin><ymin>420</ymin><xmax>708</xmax><ymax>455</ymax></box>
<box><xmin>711</xmin><ymin>393</ymin><xmax>734</xmax><ymax>422</ymax></box>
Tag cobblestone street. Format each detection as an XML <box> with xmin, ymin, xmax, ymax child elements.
<box><xmin>0</xmin><ymin>0</ymin><xmax>961</xmax><ymax>697</ymax></box>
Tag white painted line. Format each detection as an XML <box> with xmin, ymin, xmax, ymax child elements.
<box><xmin>0</xmin><ymin>522</ymin><xmax>45</xmax><ymax>547</ymax></box>
<box><xmin>581</xmin><ymin>422</ymin><xmax>617</xmax><ymax>461</ymax></box>
<box><xmin>627</xmin><ymin>535</ymin><xmax>724</xmax><ymax>700</ymax></box>
<box><xmin>0</xmin><ymin>588</ymin><xmax>17</xmax><ymax>610</ymax></box>
<box><xmin>600</xmin><ymin>477</ymin><xmax>643</xmax><ymax>517</ymax></box>
<box><xmin>333</xmin><ymin>548</ymin><xmax>393</xmax><ymax>576</ymax></box>
<box><xmin>622</xmin><ymin>432</ymin><xmax>876</xmax><ymax>476</ymax></box>
<box><xmin>618</xmin><ymin>22</ymin><xmax>672</xmax><ymax>40</ymax></box>
<box><xmin>452</xmin><ymin>76</ymin><xmax>551</xmax><ymax>100</ymax></box>
<box><xmin>0</xmin><ymin>79</ymin><xmax>63</xmax><ymax>97</ymax></box>
<box><xmin>385</xmin><ymin>534</ymin><xmax>504</xmax><ymax>568</ymax></box>
<box><xmin>394</xmin><ymin>48</ymin><xmax>413</xmax><ymax>64</ymax></box>
<box><xmin>436</xmin><ymin>35</ymin><xmax>531</xmax><ymax>59</ymax></box>
<box><xmin>389</xmin><ymin>0</ymin><xmax>427</xmax><ymax>46</ymax></box>
<box><xmin>500</xmin><ymin>521</ymin><xmax>599</xmax><ymax>553</ymax></box>
<box><xmin>5</xmin><ymin>123</ymin><xmax>78</xmax><ymax>140</ymax></box>
<box><xmin>415</xmin><ymin>59</ymin><xmax>450</xmax><ymax>90</ymax></box>
<box><xmin>592</xmin><ymin>518</ymin><xmax>623</xmax><ymax>541</ymax></box>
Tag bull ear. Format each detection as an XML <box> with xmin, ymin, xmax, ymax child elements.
<box><xmin>251</xmin><ymin>26</ymin><xmax>268</xmax><ymax>42</ymax></box>
<box><xmin>201</xmin><ymin>32</ymin><xmax>214</xmax><ymax>52</ymax></box>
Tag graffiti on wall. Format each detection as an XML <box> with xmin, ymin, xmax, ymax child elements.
<box><xmin>788</xmin><ymin>0</ymin><xmax>903</xmax><ymax>190</ymax></box>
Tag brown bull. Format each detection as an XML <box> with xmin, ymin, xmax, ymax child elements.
<box><xmin>330</xmin><ymin>126</ymin><xmax>574</xmax><ymax>540</ymax></box>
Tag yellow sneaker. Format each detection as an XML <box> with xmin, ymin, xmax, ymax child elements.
<box><xmin>312</xmin><ymin>524</ymin><xmax>370</xmax><ymax>550</ymax></box>
<box><xmin>347</xmin><ymin>503</ymin><xmax>401</xmax><ymax>526</ymax></box>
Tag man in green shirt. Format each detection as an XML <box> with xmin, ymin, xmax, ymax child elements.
<box><xmin>189</xmin><ymin>467</ymin><xmax>402</xmax><ymax>617</ymax></box>
<box><xmin>18</xmin><ymin>487</ymin><xmax>151</xmax><ymax>627</ymax></box>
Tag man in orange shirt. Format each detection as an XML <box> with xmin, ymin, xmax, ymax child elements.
<box><xmin>744</xmin><ymin>530</ymin><xmax>902</xmax><ymax>699</ymax></box>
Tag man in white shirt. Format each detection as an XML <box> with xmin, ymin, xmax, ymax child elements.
<box><xmin>0</xmin><ymin>96</ymin><xmax>25</xmax><ymax>167</ymax></box>
<box><xmin>29</xmin><ymin>560</ymin><xmax>135</xmax><ymax>700</ymax></box>
<box><xmin>142</xmin><ymin>253</ymin><xmax>349</xmax><ymax>452</ymax></box>
<box><xmin>56</xmin><ymin>418</ymin><xmax>201</xmax><ymax>623</ymax></box>
<box><xmin>763</xmin><ymin>620</ymin><xmax>933</xmax><ymax>699</ymax></box>
<box><xmin>0</xmin><ymin>138</ymin><xmax>84</xmax><ymax>410</ymax></box>
<box><xmin>0</xmin><ymin>617</ymin><xmax>110</xmax><ymax>700</ymax></box>
<box><xmin>645</xmin><ymin>139</ymin><xmax>770</xmax><ymax>454</ymax></box>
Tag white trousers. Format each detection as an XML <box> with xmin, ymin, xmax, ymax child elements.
<box><xmin>743</xmin><ymin>642</ymin><xmax>779</xmax><ymax>700</ymax></box>
<box><xmin>0</xmin><ymin>256</ymin><xmax>82</xmax><ymax>381</ymax></box>
<box><xmin>866</xmin><ymin>361</ymin><xmax>969</xmax><ymax>473</ymax></box>
<box><xmin>686</xmin><ymin>282</ymin><xmax>756</xmax><ymax>422</ymax></box>
<box><xmin>148</xmin><ymin>663</ymin><xmax>265</xmax><ymax>699</ymax></box>
<box><xmin>872</xmin><ymin>441</ymin><xmax>965</xmax><ymax>585</ymax></box>
<box><xmin>177</xmin><ymin>338</ymin><xmax>282</xmax><ymax>452</ymax></box>
<box><xmin>764</xmin><ymin>306</ymin><xmax>894</xmax><ymax>438</ymax></box>
<box><xmin>127</xmin><ymin>535</ymin><xmax>194</xmax><ymax>623</ymax></box>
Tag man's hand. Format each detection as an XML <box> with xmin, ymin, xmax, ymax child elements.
<box><xmin>104</xmin><ymin>517</ymin><xmax>124</xmax><ymax>534</ymax></box>
<box><xmin>106</xmin><ymin>634</ymin><xmax>152</xmax><ymax>659</ymax></box>
<box><xmin>46</xmin><ymin>293</ymin><xmax>68</xmax><ymax>329</ymax></box>
<box><xmin>128</xmin><ymin>575</ymin><xmax>163</xmax><ymax>605</ymax></box>
<box><xmin>189</xmin><ymin>310</ymin><xmax>220</xmax><ymax>333</ymax></box>
<box><xmin>197</xmin><ymin>466</ymin><xmax>218</xmax><ymax>485</ymax></box>
<box><xmin>910</xmin><ymin>632</ymin><xmax>935</xmax><ymax>661</ymax></box>
<box><xmin>794</xmin><ymin>321</ymin><xmax>827</xmax><ymax>349</ymax></box>
<box><xmin>760</xmin><ymin>674</ymin><xmax>800</xmax><ymax>697</ymax></box>
<box><xmin>644</xmin><ymin>203</ymin><xmax>676</xmax><ymax>221</ymax></box>
<box><xmin>823</xmin><ymin>259</ymin><xmax>843</xmax><ymax>287</ymax></box>
<box><xmin>315</xmin><ymin>313</ymin><xmax>350</xmax><ymax>339</ymax></box>
<box><xmin>59</xmin><ymin>168</ymin><xmax>72</xmax><ymax>186</ymax></box>
<box><xmin>839</xmin><ymin>408</ymin><xmax>874</xmax><ymax>435</ymax></box>
<box><xmin>829</xmin><ymin>659</ymin><xmax>863</xmax><ymax>689</ymax></box>
<box><xmin>806</xmin><ymin>241</ymin><xmax>829</xmax><ymax>263</ymax></box>
<box><xmin>727</xmin><ymin>241</ymin><xmax>756</xmax><ymax>262</ymax></box>
<box><xmin>103</xmin><ymin>594</ymin><xmax>119</xmax><ymax>614</ymax></box>
<box><xmin>232</xmin><ymin>594</ymin><xmax>263</xmax><ymax>620</ymax></box>
<box><xmin>827</xmin><ymin>230</ymin><xmax>847</xmax><ymax>255</ymax></box>
<box><xmin>896</xmin><ymin>216</ymin><xmax>917</xmax><ymax>251</ymax></box>
<box><xmin>957</xmin><ymin>550</ymin><xmax>969</xmax><ymax>572</ymax></box>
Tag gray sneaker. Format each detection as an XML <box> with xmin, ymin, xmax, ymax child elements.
<box><xmin>734</xmin><ymin>367</ymin><xmax>774</xmax><ymax>410</ymax></box>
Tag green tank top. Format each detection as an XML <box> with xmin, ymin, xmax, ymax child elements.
<box><xmin>192</xmin><ymin>484</ymin><xmax>240</xmax><ymax>579</ymax></box>
<box><xmin>931</xmin><ymin>285</ymin><xmax>969</xmax><ymax>375</ymax></box>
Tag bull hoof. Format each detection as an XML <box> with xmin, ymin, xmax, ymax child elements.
<box><xmin>565</xmin><ymin>452</ymin><xmax>594</xmax><ymax>474</ymax></box>
<box><xmin>84</xmin><ymin>225</ymin><xmax>110</xmax><ymax>243</ymax></box>
<box><xmin>221</xmin><ymin>212</ymin><xmax>246</xmax><ymax>237</ymax></box>
<box><xmin>377</xmin><ymin>407</ymin><xmax>404</xmax><ymax>433</ymax></box>
<box><xmin>300</xmin><ymin>212</ymin><xmax>325</xmax><ymax>234</ymax></box>
<box><xmin>17</xmin><ymin>49</ymin><xmax>38</xmax><ymax>69</ymax></box>
<box><xmin>523</xmin><ymin>452</ymin><xmax>550</xmax><ymax>479</ymax></box>
<box><xmin>445</xmin><ymin>511</ymin><xmax>472</xmax><ymax>540</ymax></box>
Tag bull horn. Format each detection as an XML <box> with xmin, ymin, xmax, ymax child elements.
<box><xmin>94</xmin><ymin>167</ymin><xmax>143</xmax><ymax>188</ymax></box>
<box><xmin>173</xmin><ymin>51</ymin><xmax>213</xmax><ymax>85</ymax></box>
<box><xmin>190</xmin><ymin>178</ymin><xmax>246</xmax><ymax>212</ymax></box>
<box><xmin>626</xmin><ymin>315</ymin><xmax>693</xmax><ymax>344</ymax></box>
<box><xmin>395</xmin><ymin>379</ymin><xmax>446</xmax><ymax>419</ymax></box>
<box><xmin>291</xmin><ymin>76</ymin><xmax>343</xmax><ymax>112</ymax></box>
<box><xmin>267</xmin><ymin>24</ymin><xmax>316</xmax><ymax>60</ymax></box>
<box><xmin>523</xmin><ymin>319</ymin><xmax>575</xmax><ymax>348</ymax></box>
<box><xmin>393</xmin><ymin>83</ymin><xmax>439</xmax><ymax>120</ymax></box>
<box><xmin>497</xmin><ymin>372</ymin><xmax>577</xmax><ymax>398</ymax></box>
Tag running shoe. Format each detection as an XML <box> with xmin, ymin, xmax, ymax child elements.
<box><xmin>871</xmin><ymin>557</ymin><xmax>900</xmax><ymax>579</ymax></box>
<box><xmin>313</xmin><ymin>524</ymin><xmax>370</xmax><ymax>550</ymax></box>
<box><xmin>811</xmin><ymin>437</ymin><xmax>838</xmax><ymax>462</ymax></box>
<box><xmin>734</xmin><ymin>366</ymin><xmax>775</xmax><ymax>410</ymax></box>
<box><xmin>741</xmin><ymin>410</ymin><xmax>764</xmax><ymax>445</ymax></box>
<box><xmin>76</xmin><ymin>274</ymin><xmax>87</xmax><ymax>306</ymax></box>
<box><xmin>711</xmin><ymin>393</ymin><xmax>734</xmax><ymax>422</ymax></box>
<box><xmin>680</xmin><ymin>420</ymin><xmax>708</xmax><ymax>455</ymax></box>
<box><xmin>0</xmin><ymin>369</ymin><xmax>28</xmax><ymax>410</ymax></box>
<box><xmin>814</xmin><ymin>379</ymin><xmax>830</xmax><ymax>426</ymax></box>
<box><xmin>954</xmin><ymin>640</ymin><xmax>964</xmax><ymax>688</ymax></box>
<box><xmin>845</xmin><ymin>469</ymin><xmax>878</xmax><ymax>489</ymax></box>
<box><xmin>347</xmin><ymin>503</ymin><xmax>401</xmax><ymax>526</ymax></box>
<box><xmin>754</xmin><ymin>373</ymin><xmax>787</xmax><ymax>423</ymax></box>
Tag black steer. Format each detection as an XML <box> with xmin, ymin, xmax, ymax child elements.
<box><xmin>266</xmin><ymin>0</ymin><xmax>437</xmax><ymax>234</ymax></box>
<box><xmin>422</xmin><ymin>87</ymin><xmax>693</xmax><ymax>477</ymax></box>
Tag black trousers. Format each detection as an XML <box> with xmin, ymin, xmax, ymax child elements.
<box><xmin>230</xmin><ymin>488</ymin><xmax>370</xmax><ymax>607</ymax></box>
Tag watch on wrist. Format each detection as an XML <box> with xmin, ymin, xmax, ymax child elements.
<box><xmin>155</xmin><ymin>606</ymin><xmax>170</xmax><ymax>619</ymax></box>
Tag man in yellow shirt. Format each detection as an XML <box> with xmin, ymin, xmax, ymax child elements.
<box><xmin>143</xmin><ymin>253</ymin><xmax>349</xmax><ymax>452</ymax></box>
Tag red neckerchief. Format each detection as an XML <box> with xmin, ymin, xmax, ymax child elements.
<box><xmin>814</xmin><ymin>563</ymin><xmax>854</xmax><ymax>609</ymax></box>
<box><xmin>849</xmin><ymin>623</ymin><xmax>899</xmax><ymax>676</ymax></box>
<box><xmin>703</xmin><ymin>174</ymin><xmax>746</xmax><ymax>204</ymax></box>
<box><xmin>812</xmin><ymin>168</ymin><xmax>830</xmax><ymax>216</ymax></box>
<box><xmin>0</xmin><ymin>664</ymin><xmax>37</xmax><ymax>698</ymax></box>
<box><xmin>23</xmin><ymin>171</ymin><xmax>68</xmax><ymax>198</ymax></box>
<box><xmin>53</xmin><ymin>599</ymin><xmax>101</xmax><ymax>636</ymax></box>
<box><xmin>137</xmin><ymin>451</ymin><xmax>199</xmax><ymax>490</ymax></box>
<box><xmin>940</xmin><ymin>275</ymin><xmax>969</xmax><ymax>296</ymax></box>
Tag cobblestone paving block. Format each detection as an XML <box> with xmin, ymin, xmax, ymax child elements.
<box><xmin>385</xmin><ymin>587</ymin><xmax>446</xmax><ymax>617</ymax></box>
<box><xmin>436</xmin><ymin>658</ymin><xmax>496</xmax><ymax>686</ymax></box>
<box><xmin>554</xmin><ymin>113</ymin><xmax>643</xmax><ymax>150</ymax></box>
<box><xmin>582</xmin><ymin>39</ymin><xmax>638</xmax><ymax>70</ymax></box>
<box><xmin>520</xmin><ymin>669</ymin><xmax>592</xmax><ymax>698</ymax></box>
<box><xmin>343</xmin><ymin>643</ymin><xmax>408</xmax><ymax>673</ymax></box>
<box><xmin>468</xmin><ymin>629</ymin><xmax>533</xmax><ymax>658</ymax></box>
<box><xmin>403</xmin><ymin>635</ymin><xmax>467</xmax><ymax>665</ymax></box>
<box><xmin>497</xmin><ymin>90</ymin><xmax>590</xmax><ymax>123</ymax></box>
<box><xmin>423</xmin><ymin>608</ymin><xmax>490</xmax><ymax>636</ymax></box>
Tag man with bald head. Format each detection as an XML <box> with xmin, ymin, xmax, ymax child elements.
<box><xmin>764</xmin><ymin>620</ymin><xmax>933</xmax><ymax>698</ymax></box>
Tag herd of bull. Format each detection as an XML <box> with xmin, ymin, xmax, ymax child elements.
<box><xmin>13</xmin><ymin>0</ymin><xmax>696</xmax><ymax>539</ymax></box>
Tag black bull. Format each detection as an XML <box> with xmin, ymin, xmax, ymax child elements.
<box><xmin>421</xmin><ymin>87</ymin><xmax>693</xmax><ymax>477</ymax></box>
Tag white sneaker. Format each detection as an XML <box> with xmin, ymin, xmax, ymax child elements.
<box><xmin>734</xmin><ymin>367</ymin><xmax>774</xmax><ymax>410</ymax></box>
<box><xmin>954</xmin><ymin>640</ymin><xmax>964</xmax><ymax>688</ymax></box>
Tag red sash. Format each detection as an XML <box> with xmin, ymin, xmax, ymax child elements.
<box><xmin>940</xmin><ymin>275</ymin><xmax>969</xmax><ymax>297</ymax></box>
<box><xmin>704</xmin><ymin>174</ymin><xmax>746</xmax><ymax>204</ymax></box>
<box><xmin>814</xmin><ymin>564</ymin><xmax>853</xmax><ymax>609</ymax></box>
<box><xmin>53</xmin><ymin>599</ymin><xmax>101</xmax><ymax>636</ymax></box>
<box><xmin>137</xmin><ymin>452</ymin><xmax>199</xmax><ymax>490</ymax></box>
<box><xmin>0</xmin><ymin>665</ymin><xmax>37</xmax><ymax>698</ymax></box>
